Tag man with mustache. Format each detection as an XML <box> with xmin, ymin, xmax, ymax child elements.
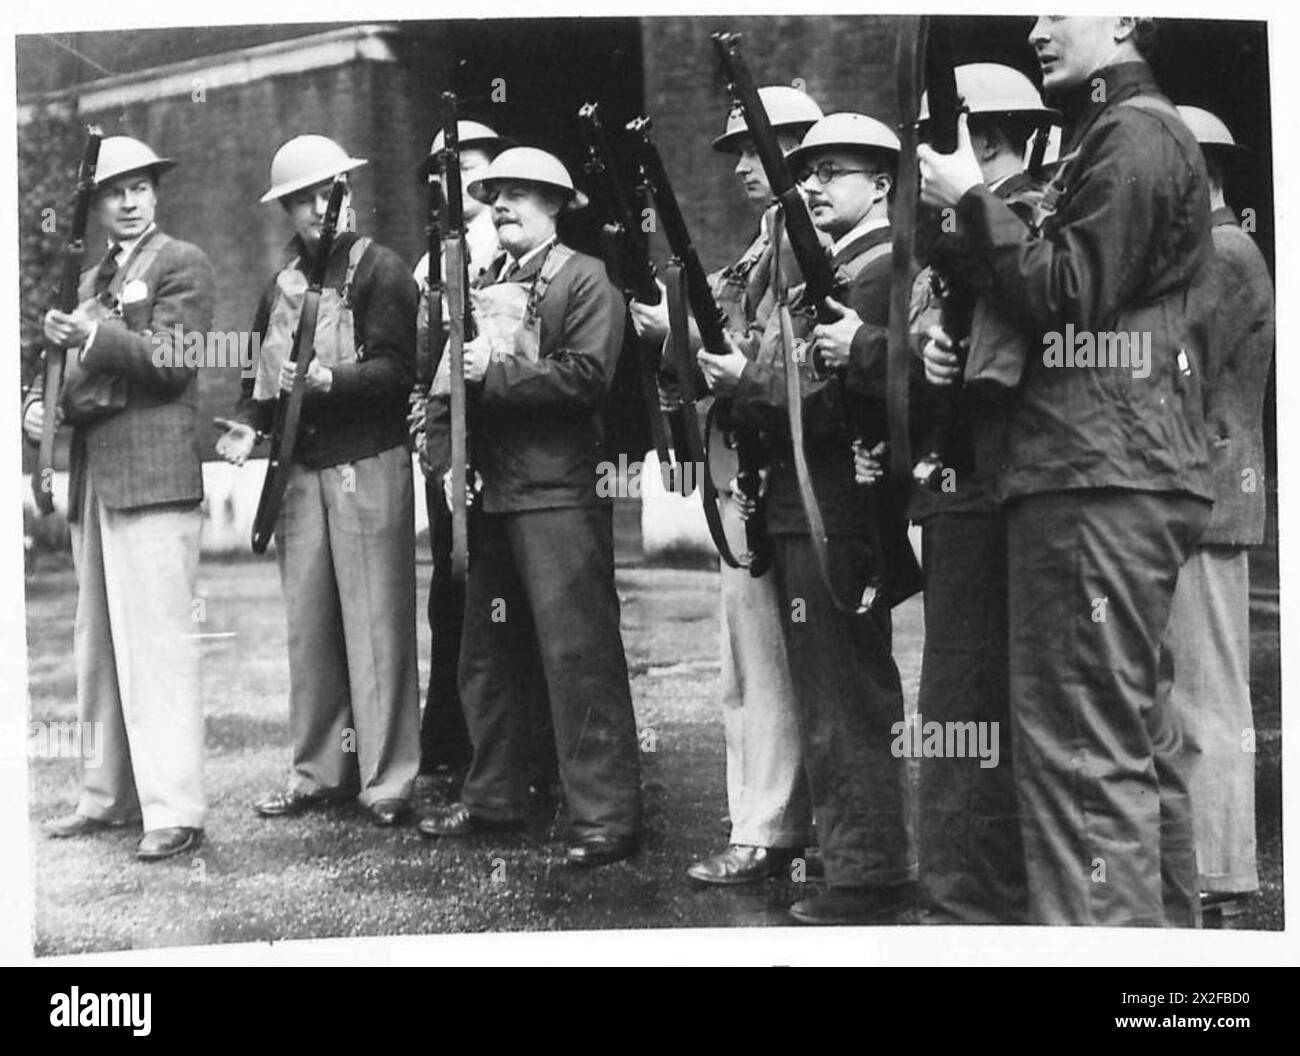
<box><xmin>920</xmin><ymin>17</ymin><xmax>1214</xmax><ymax>926</ymax></box>
<box><xmin>699</xmin><ymin>113</ymin><xmax>916</xmax><ymax>924</ymax></box>
<box><xmin>419</xmin><ymin>147</ymin><xmax>643</xmax><ymax>868</ymax></box>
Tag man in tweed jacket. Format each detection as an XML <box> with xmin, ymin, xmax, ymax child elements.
<box><xmin>25</xmin><ymin>135</ymin><xmax>214</xmax><ymax>861</ymax></box>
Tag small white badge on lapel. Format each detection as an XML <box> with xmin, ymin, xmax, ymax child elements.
<box><xmin>119</xmin><ymin>279</ymin><xmax>149</xmax><ymax>305</ymax></box>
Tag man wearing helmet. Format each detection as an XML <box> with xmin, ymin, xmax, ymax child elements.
<box><xmin>630</xmin><ymin>85</ymin><xmax>821</xmax><ymax>887</ymax></box>
<box><xmin>409</xmin><ymin>120</ymin><xmax>511</xmax><ymax>797</ymax></box>
<box><xmin>215</xmin><ymin>135</ymin><xmax>421</xmax><ymax>829</ymax></box>
<box><xmin>419</xmin><ymin>147</ymin><xmax>643</xmax><ymax>868</ymax></box>
<box><xmin>903</xmin><ymin>63</ymin><xmax>1054</xmax><ymax>924</ymax></box>
<box><xmin>1167</xmin><ymin>105</ymin><xmax>1273</xmax><ymax>923</ymax></box>
<box><xmin>698</xmin><ymin>112</ymin><xmax>916</xmax><ymax>924</ymax></box>
<box><xmin>920</xmin><ymin>17</ymin><xmax>1214</xmax><ymax>926</ymax></box>
<box><xmin>27</xmin><ymin>135</ymin><xmax>215</xmax><ymax>861</ymax></box>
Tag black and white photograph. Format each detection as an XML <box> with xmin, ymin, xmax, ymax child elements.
<box><xmin>3</xmin><ymin>1</ymin><xmax>1294</xmax><ymax>975</ymax></box>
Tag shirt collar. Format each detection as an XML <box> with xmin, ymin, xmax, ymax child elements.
<box><xmin>1055</xmin><ymin>61</ymin><xmax>1162</xmax><ymax>151</ymax></box>
<box><xmin>501</xmin><ymin>234</ymin><xmax>557</xmax><ymax>279</ymax></box>
<box><xmin>830</xmin><ymin>215</ymin><xmax>889</xmax><ymax>257</ymax></box>
<box><xmin>1211</xmin><ymin>205</ymin><xmax>1238</xmax><ymax>228</ymax></box>
<box><xmin>108</xmin><ymin>222</ymin><xmax>156</xmax><ymax>260</ymax></box>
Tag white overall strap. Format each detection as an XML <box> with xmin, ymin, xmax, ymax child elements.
<box><xmin>526</xmin><ymin>243</ymin><xmax>576</xmax><ymax>316</ymax></box>
<box><xmin>340</xmin><ymin>236</ymin><xmax>372</xmax><ymax>304</ymax></box>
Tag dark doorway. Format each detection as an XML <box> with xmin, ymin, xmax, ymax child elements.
<box><xmin>402</xmin><ymin>18</ymin><xmax>653</xmax><ymax>461</ymax></box>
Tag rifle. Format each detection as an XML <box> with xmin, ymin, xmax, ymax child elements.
<box><xmin>623</xmin><ymin>116</ymin><xmax>770</xmax><ymax>576</ymax></box>
<box><xmin>711</xmin><ymin>32</ymin><xmax>896</xmax><ymax>611</ymax></box>
<box><xmin>32</xmin><ymin>126</ymin><xmax>103</xmax><ymax>514</ymax></box>
<box><xmin>250</xmin><ymin>176</ymin><xmax>347</xmax><ymax>554</ymax></box>
<box><xmin>418</xmin><ymin>169</ymin><xmax>446</xmax><ymax>390</ymax></box>
<box><xmin>578</xmin><ymin>101</ymin><xmax>691</xmax><ymax>495</ymax></box>
<box><xmin>440</xmin><ymin>91</ymin><xmax>475</xmax><ymax>583</ymax></box>
<box><xmin>910</xmin><ymin>17</ymin><xmax>976</xmax><ymax>490</ymax></box>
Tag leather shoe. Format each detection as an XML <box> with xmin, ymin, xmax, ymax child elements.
<box><xmin>42</xmin><ymin>812</ymin><xmax>131</xmax><ymax>839</ymax></box>
<box><xmin>136</xmin><ymin>827</ymin><xmax>202</xmax><ymax>861</ymax></box>
<box><xmin>253</xmin><ymin>787</ymin><xmax>345</xmax><ymax>818</ymax></box>
<box><xmin>566</xmin><ymin>833</ymin><xmax>640</xmax><ymax>868</ymax></box>
<box><xmin>368</xmin><ymin>799</ymin><xmax>410</xmax><ymax>827</ymax></box>
<box><xmin>687</xmin><ymin>844</ymin><xmax>792</xmax><ymax>885</ymax></box>
<box><xmin>788</xmin><ymin>883</ymin><xmax>918</xmax><ymax>926</ymax></box>
<box><xmin>418</xmin><ymin>802</ymin><xmax>525</xmax><ymax>838</ymax></box>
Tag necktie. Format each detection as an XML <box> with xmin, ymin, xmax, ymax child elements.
<box><xmin>94</xmin><ymin>245</ymin><xmax>121</xmax><ymax>300</ymax></box>
<box><xmin>499</xmin><ymin>258</ymin><xmax>518</xmax><ymax>283</ymax></box>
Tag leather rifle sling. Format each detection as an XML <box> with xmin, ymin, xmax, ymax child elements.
<box><xmin>770</xmin><ymin>210</ymin><xmax>873</xmax><ymax>616</ymax></box>
<box><xmin>664</xmin><ymin>261</ymin><xmax>743</xmax><ymax>569</ymax></box>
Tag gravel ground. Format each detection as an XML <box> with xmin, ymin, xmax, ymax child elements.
<box><xmin>24</xmin><ymin>504</ymin><xmax>1283</xmax><ymax>954</ymax></box>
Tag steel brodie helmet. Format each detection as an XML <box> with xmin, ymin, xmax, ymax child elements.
<box><xmin>466</xmin><ymin>147</ymin><xmax>589</xmax><ymax>210</ymax></box>
<box><xmin>261</xmin><ymin>135</ymin><xmax>368</xmax><ymax>204</ymax></box>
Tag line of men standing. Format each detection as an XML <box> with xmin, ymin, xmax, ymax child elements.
<box><xmin>26</xmin><ymin>15</ymin><xmax>1273</xmax><ymax>929</ymax></box>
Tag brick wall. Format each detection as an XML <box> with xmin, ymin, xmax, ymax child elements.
<box><xmin>639</xmin><ymin>14</ymin><xmax>904</xmax><ymax>274</ymax></box>
<box><xmin>79</xmin><ymin>53</ymin><xmax>431</xmax><ymax>434</ymax></box>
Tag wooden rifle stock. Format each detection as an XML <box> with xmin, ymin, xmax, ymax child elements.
<box><xmin>419</xmin><ymin>178</ymin><xmax>445</xmax><ymax>389</ymax></box>
<box><xmin>250</xmin><ymin>177</ymin><xmax>347</xmax><ymax>554</ymax></box>
<box><xmin>33</xmin><ymin>126</ymin><xmax>103</xmax><ymax>514</ymax></box>
<box><xmin>626</xmin><ymin>115</ymin><xmax>770</xmax><ymax>576</ymax></box>
<box><xmin>440</xmin><ymin>92</ymin><xmax>473</xmax><ymax>583</ymax></box>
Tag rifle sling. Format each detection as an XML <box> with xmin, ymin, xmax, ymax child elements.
<box><xmin>664</xmin><ymin>262</ymin><xmax>742</xmax><ymax>569</ymax></box>
<box><xmin>770</xmin><ymin>211</ymin><xmax>874</xmax><ymax>616</ymax></box>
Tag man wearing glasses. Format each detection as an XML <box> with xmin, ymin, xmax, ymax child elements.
<box><xmin>696</xmin><ymin>113</ymin><xmax>916</xmax><ymax>925</ymax></box>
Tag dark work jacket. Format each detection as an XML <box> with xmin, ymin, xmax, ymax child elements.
<box><xmin>1193</xmin><ymin>207</ymin><xmax>1275</xmax><ymax>545</ymax></box>
<box><xmin>731</xmin><ymin>223</ymin><xmax>893</xmax><ymax>537</ymax></box>
<box><xmin>236</xmin><ymin>231</ymin><xmax>417</xmax><ymax>470</ymax></box>
<box><xmin>909</xmin><ymin>171</ymin><xmax>1045</xmax><ymax>522</ymax></box>
<box><xmin>951</xmin><ymin>62</ymin><xmax>1213</xmax><ymax>502</ymax></box>
<box><xmin>427</xmin><ymin>242</ymin><xmax>626</xmax><ymax>512</ymax></box>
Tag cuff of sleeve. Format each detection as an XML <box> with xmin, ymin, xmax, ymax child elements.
<box><xmin>327</xmin><ymin>362</ymin><xmax>359</xmax><ymax>398</ymax></box>
<box><xmin>78</xmin><ymin>321</ymin><xmax>101</xmax><ymax>363</ymax></box>
<box><xmin>732</xmin><ymin>359</ymin><xmax>765</xmax><ymax>407</ymax></box>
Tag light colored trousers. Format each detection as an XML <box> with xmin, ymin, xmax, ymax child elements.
<box><xmin>1168</xmin><ymin>546</ymin><xmax>1258</xmax><ymax>893</ymax></box>
<box><xmin>717</xmin><ymin>492</ymin><xmax>813</xmax><ymax>848</ymax></box>
<box><xmin>71</xmin><ymin>474</ymin><xmax>206</xmax><ymax>830</ymax></box>
<box><xmin>275</xmin><ymin>445</ymin><xmax>420</xmax><ymax>805</ymax></box>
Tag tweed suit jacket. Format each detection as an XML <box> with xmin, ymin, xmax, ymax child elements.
<box><xmin>62</xmin><ymin>230</ymin><xmax>215</xmax><ymax>521</ymax></box>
